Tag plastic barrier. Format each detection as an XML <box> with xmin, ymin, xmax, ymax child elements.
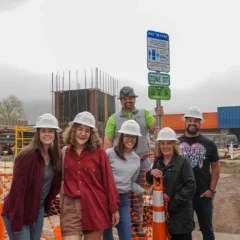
<box><xmin>0</xmin><ymin>173</ymin><xmax>12</xmax><ymax>240</ymax></box>
<box><xmin>0</xmin><ymin>185</ymin><xmax>5</xmax><ymax>240</ymax></box>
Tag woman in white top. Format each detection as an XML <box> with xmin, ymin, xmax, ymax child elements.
<box><xmin>103</xmin><ymin>120</ymin><xmax>152</xmax><ymax>240</ymax></box>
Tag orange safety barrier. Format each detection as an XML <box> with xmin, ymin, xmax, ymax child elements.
<box><xmin>0</xmin><ymin>155</ymin><xmax>157</xmax><ymax>240</ymax></box>
<box><xmin>0</xmin><ymin>192</ymin><xmax>4</xmax><ymax>240</ymax></box>
<box><xmin>0</xmin><ymin>173</ymin><xmax>12</xmax><ymax>240</ymax></box>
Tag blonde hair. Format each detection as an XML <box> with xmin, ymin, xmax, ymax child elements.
<box><xmin>62</xmin><ymin>123</ymin><xmax>102</xmax><ymax>151</ymax></box>
<box><xmin>155</xmin><ymin>141</ymin><xmax>182</xmax><ymax>157</ymax></box>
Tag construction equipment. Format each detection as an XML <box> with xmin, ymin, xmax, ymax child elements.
<box><xmin>14</xmin><ymin>126</ymin><xmax>34</xmax><ymax>156</ymax></box>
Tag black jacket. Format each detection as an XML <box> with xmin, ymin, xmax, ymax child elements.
<box><xmin>146</xmin><ymin>154</ymin><xmax>196</xmax><ymax>234</ymax></box>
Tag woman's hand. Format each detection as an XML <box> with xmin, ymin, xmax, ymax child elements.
<box><xmin>150</xmin><ymin>169</ymin><xmax>163</xmax><ymax>178</ymax></box>
<box><xmin>111</xmin><ymin>210</ymin><xmax>120</xmax><ymax>226</ymax></box>
<box><xmin>144</xmin><ymin>186</ymin><xmax>153</xmax><ymax>195</ymax></box>
<box><xmin>163</xmin><ymin>193</ymin><xmax>170</xmax><ymax>201</ymax></box>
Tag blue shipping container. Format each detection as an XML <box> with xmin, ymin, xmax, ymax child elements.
<box><xmin>218</xmin><ymin>106</ymin><xmax>240</xmax><ymax>128</ymax></box>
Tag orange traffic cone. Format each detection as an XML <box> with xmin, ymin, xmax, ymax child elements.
<box><xmin>152</xmin><ymin>177</ymin><xmax>166</xmax><ymax>240</ymax></box>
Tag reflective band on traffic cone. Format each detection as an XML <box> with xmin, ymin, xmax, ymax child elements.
<box><xmin>152</xmin><ymin>177</ymin><xmax>167</xmax><ymax>240</ymax></box>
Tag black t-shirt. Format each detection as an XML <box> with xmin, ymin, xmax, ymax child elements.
<box><xmin>178</xmin><ymin>134</ymin><xmax>219</xmax><ymax>196</ymax></box>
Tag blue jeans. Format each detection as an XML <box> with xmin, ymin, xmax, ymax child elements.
<box><xmin>2</xmin><ymin>207</ymin><xmax>44</xmax><ymax>240</ymax></box>
<box><xmin>131</xmin><ymin>157</ymin><xmax>151</xmax><ymax>225</ymax></box>
<box><xmin>103</xmin><ymin>193</ymin><xmax>132</xmax><ymax>240</ymax></box>
<box><xmin>193</xmin><ymin>196</ymin><xmax>214</xmax><ymax>240</ymax></box>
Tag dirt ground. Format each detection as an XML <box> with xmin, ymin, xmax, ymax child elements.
<box><xmin>207</xmin><ymin>160</ymin><xmax>240</xmax><ymax>234</ymax></box>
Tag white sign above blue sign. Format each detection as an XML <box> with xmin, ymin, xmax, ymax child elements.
<box><xmin>147</xmin><ymin>30</ymin><xmax>170</xmax><ymax>73</ymax></box>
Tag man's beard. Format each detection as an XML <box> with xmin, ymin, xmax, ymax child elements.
<box><xmin>124</xmin><ymin>102</ymin><xmax>134</xmax><ymax>109</ymax></box>
<box><xmin>186</xmin><ymin>125</ymin><xmax>199</xmax><ymax>135</ymax></box>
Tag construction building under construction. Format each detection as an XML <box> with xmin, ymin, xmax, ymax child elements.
<box><xmin>53</xmin><ymin>68</ymin><xmax>120</xmax><ymax>137</ymax></box>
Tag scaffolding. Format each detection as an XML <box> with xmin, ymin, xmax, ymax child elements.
<box><xmin>14</xmin><ymin>126</ymin><xmax>34</xmax><ymax>156</ymax></box>
<box><xmin>52</xmin><ymin>68</ymin><xmax>121</xmax><ymax>137</ymax></box>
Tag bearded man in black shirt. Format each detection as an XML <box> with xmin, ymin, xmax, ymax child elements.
<box><xmin>178</xmin><ymin>107</ymin><xmax>220</xmax><ymax>240</ymax></box>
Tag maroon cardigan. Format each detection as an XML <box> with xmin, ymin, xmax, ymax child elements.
<box><xmin>1</xmin><ymin>148</ymin><xmax>61</xmax><ymax>232</ymax></box>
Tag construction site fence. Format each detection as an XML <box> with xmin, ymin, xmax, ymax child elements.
<box><xmin>0</xmin><ymin>118</ymin><xmax>28</xmax><ymax>128</ymax></box>
<box><xmin>0</xmin><ymin>153</ymin><xmax>156</xmax><ymax>240</ymax></box>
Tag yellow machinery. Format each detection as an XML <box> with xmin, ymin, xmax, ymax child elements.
<box><xmin>14</xmin><ymin>126</ymin><xmax>34</xmax><ymax>157</ymax></box>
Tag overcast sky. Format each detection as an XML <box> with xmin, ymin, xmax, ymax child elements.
<box><xmin>0</xmin><ymin>0</ymin><xmax>240</xmax><ymax>123</ymax></box>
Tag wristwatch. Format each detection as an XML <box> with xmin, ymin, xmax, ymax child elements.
<box><xmin>210</xmin><ymin>189</ymin><xmax>216</xmax><ymax>195</ymax></box>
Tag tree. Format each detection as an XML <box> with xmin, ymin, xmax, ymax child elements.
<box><xmin>0</xmin><ymin>95</ymin><xmax>24</xmax><ymax>121</ymax></box>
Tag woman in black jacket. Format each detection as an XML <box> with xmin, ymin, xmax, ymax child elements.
<box><xmin>146</xmin><ymin>127</ymin><xmax>196</xmax><ymax>240</ymax></box>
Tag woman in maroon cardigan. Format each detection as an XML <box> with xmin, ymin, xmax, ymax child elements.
<box><xmin>60</xmin><ymin>111</ymin><xmax>120</xmax><ymax>240</ymax></box>
<box><xmin>1</xmin><ymin>113</ymin><xmax>62</xmax><ymax>240</ymax></box>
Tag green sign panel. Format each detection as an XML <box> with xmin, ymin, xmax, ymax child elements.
<box><xmin>148</xmin><ymin>86</ymin><xmax>171</xmax><ymax>100</ymax></box>
<box><xmin>148</xmin><ymin>72</ymin><xmax>170</xmax><ymax>86</ymax></box>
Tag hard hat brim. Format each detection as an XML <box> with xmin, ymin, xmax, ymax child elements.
<box><xmin>117</xmin><ymin>129</ymin><xmax>142</xmax><ymax>137</ymax></box>
<box><xmin>118</xmin><ymin>94</ymin><xmax>138</xmax><ymax>100</ymax></box>
<box><xmin>72</xmin><ymin>121</ymin><xmax>96</xmax><ymax>130</ymax></box>
<box><xmin>156</xmin><ymin>138</ymin><xmax>180</xmax><ymax>143</ymax></box>
<box><xmin>181</xmin><ymin>115</ymin><xmax>205</xmax><ymax>123</ymax></box>
<box><xmin>33</xmin><ymin>126</ymin><xmax>62</xmax><ymax>133</ymax></box>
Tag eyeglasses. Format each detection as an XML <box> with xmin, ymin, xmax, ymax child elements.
<box><xmin>124</xmin><ymin>134</ymin><xmax>137</xmax><ymax>140</ymax></box>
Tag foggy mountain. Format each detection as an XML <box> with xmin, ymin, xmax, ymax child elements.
<box><xmin>1</xmin><ymin>64</ymin><xmax>240</xmax><ymax>124</ymax></box>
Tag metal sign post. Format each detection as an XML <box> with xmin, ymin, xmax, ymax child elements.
<box><xmin>156</xmin><ymin>99</ymin><xmax>161</xmax><ymax>127</ymax></box>
<box><xmin>147</xmin><ymin>30</ymin><xmax>170</xmax><ymax>128</ymax></box>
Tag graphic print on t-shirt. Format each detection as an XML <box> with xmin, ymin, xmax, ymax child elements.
<box><xmin>179</xmin><ymin>142</ymin><xmax>206</xmax><ymax>169</ymax></box>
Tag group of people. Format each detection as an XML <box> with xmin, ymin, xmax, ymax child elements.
<box><xmin>1</xmin><ymin>86</ymin><xmax>220</xmax><ymax>240</ymax></box>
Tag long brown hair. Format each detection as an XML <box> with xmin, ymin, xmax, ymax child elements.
<box><xmin>114</xmin><ymin>133</ymin><xmax>138</xmax><ymax>160</ymax></box>
<box><xmin>18</xmin><ymin>129</ymin><xmax>61</xmax><ymax>171</ymax></box>
<box><xmin>62</xmin><ymin>123</ymin><xmax>102</xmax><ymax>150</ymax></box>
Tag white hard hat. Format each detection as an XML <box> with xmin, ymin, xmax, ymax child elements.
<box><xmin>181</xmin><ymin>106</ymin><xmax>205</xmax><ymax>122</ymax></box>
<box><xmin>73</xmin><ymin>111</ymin><xmax>96</xmax><ymax>129</ymax></box>
<box><xmin>117</xmin><ymin>120</ymin><xmax>142</xmax><ymax>136</ymax></box>
<box><xmin>156</xmin><ymin>127</ymin><xmax>179</xmax><ymax>142</ymax></box>
<box><xmin>34</xmin><ymin>114</ymin><xmax>62</xmax><ymax>133</ymax></box>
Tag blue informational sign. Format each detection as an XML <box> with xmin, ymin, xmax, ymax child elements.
<box><xmin>147</xmin><ymin>30</ymin><xmax>170</xmax><ymax>73</ymax></box>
